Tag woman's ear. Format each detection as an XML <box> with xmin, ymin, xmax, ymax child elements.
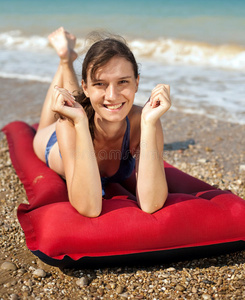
<box><xmin>81</xmin><ymin>80</ymin><xmax>89</xmax><ymax>97</ymax></box>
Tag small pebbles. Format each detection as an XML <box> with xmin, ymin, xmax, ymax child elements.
<box><xmin>115</xmin><ymin>285</ymin><xmax>125</xmax><ymax>294</ymax></box>
<box><xmin>202</xmin><ymin>294</ymin><xmax>212</xmax><ymax>300</ymax></box>
<box><xmin>10</xmin><ymin>294</ymin><xmax>19</xmax><ymax>300</ymax></box>
<box><xmin>198</xmin><ymin>158</ymin><xmax>208</xmax><ymax>164</ymax></box>
<box><xmin>1</xmin><ymin>261</ymin><xmax>17</xmax><ymax>271</ymax></box>
<box><xmin>239</xmin><ymin>164</ymin><xmax>245</xmax><ymax>172</ymax></box>
<box><xmin>76</xmin><ymin>276</ymin><xmax>89</xmax><ymax>287</ymax></box>
<box><xmin>33</xmin><ymin>268</ymin><xmax>46</xmax><ymax>278</ymax></box>
<box><xmin>175</xmin><ymin>284</ymin><xmax>186</xmax><ymax>292</ymax></box>
<box><xmin>119</xmin><ymin>292</ymin><xmax>129</xmax><ymax>298</ymax></box>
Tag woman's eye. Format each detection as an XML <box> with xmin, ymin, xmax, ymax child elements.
<box><xmin>119</xmin><ymin>80</ymin><xmax>128</xmax><ymax>84</ymax></box>
<box><xmin>93</xmin><ymin>82</ymin><xmax>104</xmax><ymax>86</ymax></box>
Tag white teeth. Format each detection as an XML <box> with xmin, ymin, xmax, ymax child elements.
<box><xmin>105</xmin><ymin>103</ymin><xmax>123</xmax><ymax>110</ymax></box>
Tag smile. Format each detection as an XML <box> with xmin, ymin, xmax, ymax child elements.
<box><xmin>104</xmin><ymin>103</ymin><xmax>124</xmax><ymax>110</ymax></box>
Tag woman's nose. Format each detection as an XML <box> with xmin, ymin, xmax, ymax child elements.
<box><xmin>105</xmin><ymin>84</ymin><xmax>118</xmax><ymax>100</ymax></box>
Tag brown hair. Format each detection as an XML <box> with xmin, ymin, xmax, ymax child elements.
<box><xmin>75</xmin><ymin>35</ymin><xmax>139</xmax><ymax>140</ymax></box>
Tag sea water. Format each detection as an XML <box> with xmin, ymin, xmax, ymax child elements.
<box><xmin>0</xmin><ymin>0</ymin><xmax>245</xmax><ymax>127</ymax></box>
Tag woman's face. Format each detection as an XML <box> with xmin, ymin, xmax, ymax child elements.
<box><xmin>82</xmin><ymin>56</ymin><xmax>139</xmax><ymax>122</ymax></box>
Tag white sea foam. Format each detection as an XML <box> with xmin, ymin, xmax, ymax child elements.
<box><xmin>0</xmin><ymin>31</ymin><xmax>49</xmax><ymax>50</ymax></box>
<box><xmin>0</xmin><ymin>72</ymin><xmax>52</xmax><ymax>83</ymax></box>
<box><xmin>1</xmin><ymin>31</ymin><xmax>245</xmax><ymax>70</ymax></box>
<box><xmin>129</xmin><ymin>38</ymin><xmax>245</xmax><ymax>70</ymax></box>
<box><xmin>0</xmin><ymin>31</ymin><xmax>244</xmax><ymax>125</ymax></box>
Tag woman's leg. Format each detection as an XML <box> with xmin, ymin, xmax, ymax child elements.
<box><xmin>38</xmin><ymin>27</ymin><xmax>80</xmax><ymax>131</ymax></box>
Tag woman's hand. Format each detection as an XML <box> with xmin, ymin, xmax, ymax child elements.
<box><xmin>52</xmin><ymin>86</ymin><xmax>87</xmax><ymax>125</ymax></box>
<box><xmin>142</xmin><ymin>84</ymin><xmax>171</xmax><ymax>125</ymax></box>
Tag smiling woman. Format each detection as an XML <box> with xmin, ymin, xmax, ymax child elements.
<box><xmin>81</xmin><ymin>56</ymin><xmax>139</xmax><ymax>123</ymax></box>
<box><xmin>3</xmin><ymin>26</ymin><xmax>245</xmax><ymax>270</ymax></box>
<box><xmin>33</xmin><ymin>27</ymin><xmax>171</xmax><ymax>217</ymax></box>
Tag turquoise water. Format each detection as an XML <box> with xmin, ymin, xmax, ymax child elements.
<box><xmin>1</xmin><ymin>0</ymin><xmax>245</xmax><ymax>43</ymax></box>
<box><xmin>0</xmin><ymin>0</ymin><xmax>245</xmax><ymax>126</ymax></box>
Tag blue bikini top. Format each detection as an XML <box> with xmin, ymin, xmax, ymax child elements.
<box><xmin>101</xmin><ymin>116</ymin><xmax>135</xmax><ymax>196</ymax></box>
<box><xmin>45</xmin><ymin>117</ymin><xmax>135</xmax><ymax>197</ymax></box>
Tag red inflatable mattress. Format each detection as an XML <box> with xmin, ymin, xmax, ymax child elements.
<box><xmin>2</xmin><ymin>121</ymin><xmax>245</xmax><ymax>268</ymax></box>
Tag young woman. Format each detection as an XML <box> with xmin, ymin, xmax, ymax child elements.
<box><xmin>33</xmin><ymin>27</ymin><xmax>171</xmax><ymax>217</ymax></box>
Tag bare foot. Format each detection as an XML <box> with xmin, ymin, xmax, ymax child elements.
<box><xmin>48</xmin><ymin>27</ymin><xmax>78</xmax><ymax>62</ymax></box>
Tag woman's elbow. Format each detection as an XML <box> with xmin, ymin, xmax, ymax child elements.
<box><xmin>140</xmin><ymin>192</ymin><xmax>168</xmax><ymax>214</ymax></box>
<box><xmin>141</xmin><ymin>203</ymin><xmax>163</xmax><ymax>214</ymax></box>
<box><xmin>75</xmin><ymin>204</ymin><xmax>102</xmax><ymax>218</ymax></box>
<box><xmin>70</xmin><ymin>195</ymin><xmax>102</xmax><ymax>218</ymax></box>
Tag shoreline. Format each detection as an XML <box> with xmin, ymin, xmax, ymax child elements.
<box><xmin>0</xmin><ymin>111</ymin><xmax>245</xmax><ymax>299</ymax></box>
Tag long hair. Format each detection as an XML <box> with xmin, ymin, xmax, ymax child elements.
<box><xmin>75</xmin><ymin>34</ymin><xmax>139</xmax><ymax>140</ymax></box>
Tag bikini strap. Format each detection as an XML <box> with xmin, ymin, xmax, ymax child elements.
<box><xmin>121</xmin><ymin>116</ymin><xmax>130</xmax><ymax>160</ymax></box>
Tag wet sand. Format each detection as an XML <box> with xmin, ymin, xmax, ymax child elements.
<box><xmin>0</xmin><ymin>84</ymin><xmax>245</xmax><ymax>299</ymax></box>
<box><xmin>0</xmin><ymin>78</ymin><xmax>48</xmax><ymax>129</ymax></box>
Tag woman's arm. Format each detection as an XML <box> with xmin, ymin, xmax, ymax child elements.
<box><xmin>135</xmin><ymin>84</ymin><xmax>171</xmax><ymax>213</ymax></box>
<box><xmin>53</xmin><ymin>87</ymin><xmax>102</xmax><ymax>217</ymax></box>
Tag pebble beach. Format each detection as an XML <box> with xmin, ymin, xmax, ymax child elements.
<box><xmin>1</xmin><ymin>108</ymin><xmax>245</xmax><ymax>300</ymax></box>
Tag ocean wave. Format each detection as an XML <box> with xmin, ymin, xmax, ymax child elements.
<box><xmin>129</xmin><ymin>39</ymin><xmax>245</xmax><ymax>70</ymax></box>
<box><xmin>1</xmin><ymin>31</ymin><xmax>245</xmax><ymax>70</ymax></box>
<box><xmin>0</xmin><ymin>72</ymin><xmax>52</xmax><ymax>83</ymax></box>
<box><xmin>0</xmin><ymin>30</ymin><xmax>49</xmax><ymax>50</ymax></box>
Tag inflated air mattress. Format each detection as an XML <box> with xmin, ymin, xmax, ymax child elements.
<box><xmin>2</xmin><ymin>121</ymin><xmax>245</xmax><ymax>268</ymax></box>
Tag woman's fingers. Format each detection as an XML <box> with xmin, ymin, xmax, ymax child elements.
<box><xmin>53</xmin><ymin>86</ymin><xmax>76</xmax><ymax>107</ymax></box>
<box><xmin>52</xmin><ymin>86</ymin><xmax>75</xmax><ymax>116</ymax></box>
<box><xmin>150</xmin><ymin>84</ymin><xmax>171</xmax><ymax>110</ymax></box>
<box><xmin>150</xmin><ymin>84</ymin><xmax>169</xmax><ymax>104</ymax></box>
<box><xmin>51</xmin><ymin>86</ymin><xmax>87</xmax><ymax>124</ymax></box>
